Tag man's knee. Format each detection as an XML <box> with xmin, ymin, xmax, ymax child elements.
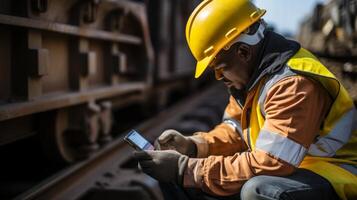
<box><xmin>240</xmin><ymin>175</ymin><xmax>283</xmax><ymax>200</ymax></box>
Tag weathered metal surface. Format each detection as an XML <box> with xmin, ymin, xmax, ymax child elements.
<box><xmin>0</xmin><ymin>26</ymin><xmax>11</xmax><ymax>102</ymax></box>
<box><xmin>147</xmin><ymin>0</ymin><xmax>200</xmax><ymax>80</ymax></box>
<box><xmin>14</xmin><ymin>83</ymin><xmax>227</xmax><ymax>200</ymax></box>
<box><xmin>0</xmin><ymin>115</ymin><xmax>37</xmax><ymax>146</ymax></box>
<box><xmin>0</xmin><ymin>82</ymin><xmax>147</xmax><ymax>121</ymax></box>
<box><xmin>0</xmin><ymin>14</ymin><xmax>142</xmax><ymax>44</ymax></box>
<box><xmin>0</xmin><ymin>0</ymin><xmax>212</xmax><ymax>198</ymax></box>
<box><xmin>98</xmin><ymin>101</ymin><xmax>113</xmax><ymax>144</ymax></box>
<box><xmin>0</xmin><ymin>0</ymin><xmax>156</xmax><ymax>163</ymax></box>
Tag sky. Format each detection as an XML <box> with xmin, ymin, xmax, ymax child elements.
<box><xmin>254</xmin><ymin>0</ymin><xmax>327</xmax><ymax>35</ymax></box>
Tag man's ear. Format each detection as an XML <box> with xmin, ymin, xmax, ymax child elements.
<box><xmin>236</xmin><ymin>43</ymin><xmax>252</xmax><ymax>62</ymax></box>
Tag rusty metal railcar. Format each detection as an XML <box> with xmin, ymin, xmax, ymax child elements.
<box><xmin>0</xmin><ymin>0</ymin><xmax>203</xmax><ymax>163</ymax></box>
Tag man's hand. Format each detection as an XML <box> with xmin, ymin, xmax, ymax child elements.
<box><xmin>133</xmin><ymin>150</ymin><xmax>189</xmax><ymax>184</ymax></box>
<box><xmin>155</xmin><ymin>129</ymin><xmax>197</xmax><ymax>157</ymax></box>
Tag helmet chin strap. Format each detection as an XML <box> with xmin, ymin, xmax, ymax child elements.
<box><xmin>224</xmin><ymin>22</ymin><xmax>266</xmax><ymax>50</ymax></box>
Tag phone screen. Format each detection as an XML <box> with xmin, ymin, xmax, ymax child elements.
<box><xmin>124</xmin><ymin>130</ymin><xmax>154</xmax><ymax>150</ymax></box>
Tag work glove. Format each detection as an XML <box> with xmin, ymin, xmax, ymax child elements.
<box><xmin>154</xmin><ymin>129</ymin><xmax>197</xmax><ymax>157</ymax></box>
<box><xmin>133</xmin><ymin>150</ymin><xmax>189</xmax><ymax>184</ymax></box>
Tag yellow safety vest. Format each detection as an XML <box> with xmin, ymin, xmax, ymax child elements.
<box><xmin>249</xmin><ymin>48</ymin><xmax>357</xmax><ymax>200</ymax></box>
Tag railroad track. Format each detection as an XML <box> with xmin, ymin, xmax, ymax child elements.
<box><xmin>14</xmin><ymin>83</ymin><xmax>228</xmax><ymax>200</ymax></box>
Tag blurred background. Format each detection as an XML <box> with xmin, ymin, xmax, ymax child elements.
<box><xmin>255</xmin><ymin>0</ymin><xmax>327</xmax><ymax>36</ymax></box>
<box><xmin>0</xmin><ymin>0</ymin><xmax>355</xmax><ymax>199</ymax></box>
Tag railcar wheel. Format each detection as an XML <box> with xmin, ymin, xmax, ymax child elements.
<box><xmin>40</xmin><ymin>106</ymin><xmax>100</xmax><ymax>163</ymax></box>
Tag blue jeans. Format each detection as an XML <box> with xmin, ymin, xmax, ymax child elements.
<box><xmin>159</xmin><ymin>169</ymin><xmax>339</xmax><ymax>200</ymax></box>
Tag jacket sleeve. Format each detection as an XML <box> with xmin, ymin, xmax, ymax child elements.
<box><xmin>189</xmin><ymin>96</ymin><xmax>248</xmax><ymax>158</ymax></box>
<box><xmin>183</xmin><ymin>76</ymin><xmax>332</xmax><ymax>196</ymax></box>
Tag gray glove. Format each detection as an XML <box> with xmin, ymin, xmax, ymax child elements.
<box><xmin>154</xmin><ymin>129</ymin><xmax>197</xmax><ymax>157</ymax></box>
<box><xmin>133</xmin><ymin>150</ymin><xmax>189</xmax><ymax>184</ymax></box>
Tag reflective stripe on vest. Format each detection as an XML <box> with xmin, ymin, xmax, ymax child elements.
<box><xmin>256</xmin><ymin>65</ymin><xmax>356</xmax><ymax>158</ymax></box>
<box><xmin>256</xmin><ymin>129</ymin><xmax>307</xmax><ymax>166</ymax></box>
<box><xmin>309</xmin><ymin>108</ymin><xmax>357</xmax><ymax>157</ymax></box>
<box><xmin>223</xmin><ymin>112</ymin><xmax>243</xmax><ymax>136</ymax></box>
<box><xmin>250</xmin><ymin>48</ymin><xmax>357</xmax><ymax>200</ymax></box>
<box><xmin>340</xmin><ymin>163</ymin><xmax>357</xmax><ymax>175</ymax></box>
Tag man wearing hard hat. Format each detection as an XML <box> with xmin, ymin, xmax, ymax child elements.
<box><xmin>134</xmin><ymin>0</ymin><xmax>357</xmax><ymax>199</ymax></box>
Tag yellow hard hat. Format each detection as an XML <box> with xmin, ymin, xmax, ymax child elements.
<box><xmin>186</xmin><ymin>0</ymin><xmax>266</xmax><ymax>78</ymax></box>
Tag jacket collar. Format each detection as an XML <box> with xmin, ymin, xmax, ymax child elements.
<box><xmin>229</xmin><ymin>31</ymin><xmax>300</xmax><ymax>104</ymax></box>
<box><xmin>246</xmin><ymin>31</ymin><xmax>301</xmax><ymax>91</ymax></box>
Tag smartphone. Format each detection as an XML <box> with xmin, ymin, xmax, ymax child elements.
<box><xmin>124</xmin><ymin>130</ymin><xmax>154</xmax><ymax>150</ymax></box>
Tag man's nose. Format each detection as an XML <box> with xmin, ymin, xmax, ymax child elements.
<box><xmin>214</xmin><ymin>68</ymin><xmax>224</xmax><ymax>80</ymax></box>
<box><xmin>213</xmin><ymin>63</ymin><xmax>227</xmax><ymax>80</ymax></box>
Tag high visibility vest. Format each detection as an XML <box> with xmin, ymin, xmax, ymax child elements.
<box><xmin>248</xmin><ymin>48</ymin><xmax>357</xmax><ymax>200</ymax></box>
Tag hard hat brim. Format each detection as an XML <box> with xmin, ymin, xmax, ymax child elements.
<box><xmin>191</xmin><ymin>3</ymin><xmax>267</xmax><ymax>79</ymax></box>
<box><xmin>195</xmin><ymin>55</ymin><xmax>214</xmax><ymax>78</ymax></box>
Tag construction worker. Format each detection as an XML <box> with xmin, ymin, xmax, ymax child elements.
<box><xmin>133</xmin><ymin>0</ymin><xmax>357</xmax><ymax>199</ymax></box>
